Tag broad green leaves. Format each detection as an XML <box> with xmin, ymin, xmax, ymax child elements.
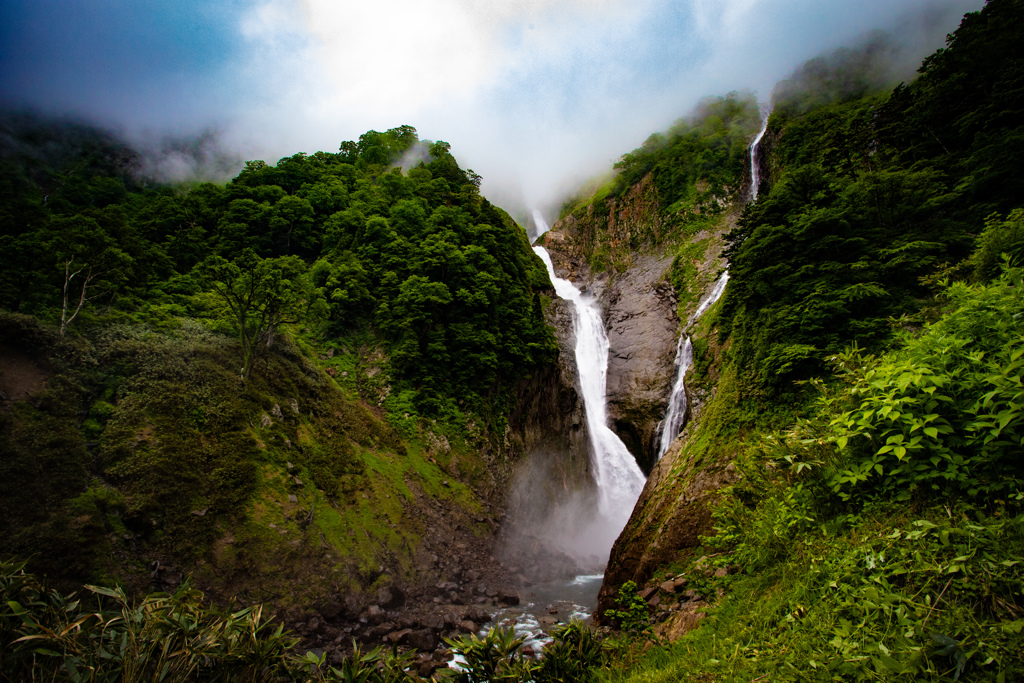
<box><xmin>826</xmin><ymin>266</ymin><xmax>1024</xmax><ymax>500</ymax></box>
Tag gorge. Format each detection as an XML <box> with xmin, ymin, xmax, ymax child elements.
<box><xmin>3</xmin><ymin>1</ymin><xmax>1024</xmax><ymax>679</ymax></box>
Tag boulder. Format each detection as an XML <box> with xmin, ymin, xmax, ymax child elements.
<box><xmin>466</xmin><ymin>607</ymin><xmax>491</xmax><ymax>623</ymax></box>
<box><xmin>498</xmin><ymin>591</ymin><xmax>520</xmax><ymax>606</ymax></box>
<box><xmin>368</xmin><ymin>621</ymin><xmax>395</xmax><ymax>639</ymax></box>
<box><xmin>377</xmin><ymin>585</ymin><xmax>405</xmax><ymax>609</ymax></box>
<box><xmin>365</xmin><ymin>605</ymin><xmax>385</xmax><ymax>625</ymax></box>
<box><xmin>407</xmin><ymin>628</ymin><xmax>439</xmax><ymax>652</ymax></box>
<box><xmin>385</xmin><ymin>628</ymin><xmax>413</xmax><ymax>644</ymax></box>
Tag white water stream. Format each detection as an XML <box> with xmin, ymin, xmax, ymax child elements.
<box><xmin>655</xmin><ymin>270</ymin><xmax>729</xmax><ymax>460</ymax></box>
<box><xmin>749</xmin><ymin>107</ymin><xmax>770</xmax><ymax>202</ymax></box>
<box><xmin>656</xmin><ymin>109</ymin><xmax>770</xmax><ymax>460</ymax></box>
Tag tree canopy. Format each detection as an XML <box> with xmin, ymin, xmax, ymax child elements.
<box><xmin>0</xmin><ymin>122</ymin><xmax>555</xmax><ymax>414</ymax></box>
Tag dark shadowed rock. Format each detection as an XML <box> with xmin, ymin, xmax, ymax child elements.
<box><xmin>407</xmin><ymin>628</ymin><xmax>439</xmax><ymax>651</ymax></box>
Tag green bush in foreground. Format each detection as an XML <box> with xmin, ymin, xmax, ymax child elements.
<box><xmin>2</xmin><ymin>559</ymin><xmax>608</xmax><ymax>682</ymax></box>
<box><xmin>1</xmin><ymin>558</ymin><xmax>294</xmax><ymax>681</ymax></box>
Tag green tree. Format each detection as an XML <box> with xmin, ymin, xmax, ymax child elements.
<box><xmin>198</xmin><ymin>249</ymin><xmax>323</xmax><ymax>380</ymax></box>
<box><xmin>44</xmin><ymin>215</ymin><xmax>132</xmax><ymax>336</ymax></box>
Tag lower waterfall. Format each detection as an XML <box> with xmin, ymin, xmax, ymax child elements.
<box><xmin>532</xmin><ymin>212</ymin><xmax>646</xmax><ymax>554</ymax></box>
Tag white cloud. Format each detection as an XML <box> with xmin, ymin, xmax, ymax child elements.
<box><xmin>225</xmin><ymin>0</ymin><xmax>982</xmax><ymax>220</ymax></box>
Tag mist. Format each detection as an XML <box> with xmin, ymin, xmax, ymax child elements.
<box><xmin>0</xmin><ymin>0</ymin><xmax>983</xmax><ymax>221</ymax></box>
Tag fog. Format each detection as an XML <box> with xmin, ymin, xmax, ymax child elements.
<box><xmin>0</xmin><ymin>0</ymin><xmax>983</xmax><ymax>221</ymax></box>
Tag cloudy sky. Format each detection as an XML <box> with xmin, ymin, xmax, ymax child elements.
<box><xmin>0</xmin><ymin>0</ymin><xmax>982</xmax><ymax>218</ymax></box>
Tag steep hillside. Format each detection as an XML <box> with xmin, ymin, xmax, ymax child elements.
<box><xmin>0</xmin><ymin>120</ymin><xmax>581</xmax><ymax>663</ymax></box>
<box><xmin>595</xmin><ymin>1</ymin><xmax>1024</xmax><ymax>679</ymax></box>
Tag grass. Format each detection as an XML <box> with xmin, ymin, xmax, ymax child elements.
<box><xmin>601</xmin><ymin>500</ymin><xmax>1024</xmax><ymax>682</ymax></box>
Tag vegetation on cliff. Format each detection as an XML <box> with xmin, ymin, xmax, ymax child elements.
<box><xmin>593</xmin><ymin>0</ymin><xmax>1024</xmax><ymax>680</ymax></box>
<box><xmin>554</xmin><ymin>93</ymin><xmax>761</xmax><ymax>275</ymax></box>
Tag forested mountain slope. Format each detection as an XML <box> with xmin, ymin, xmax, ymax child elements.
<box><xmin>0</xmin><ymin>120</ymin><xmax>563</xmax><ymax>664</ymax></box>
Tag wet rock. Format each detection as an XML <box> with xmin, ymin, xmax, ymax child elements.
<box><xmin>366</xmin><ymin>605</ymin><xmax>385</xmax><ymax>625</ymax></box>
<box><xmin>418</xmin><ymin>614</ymin><xmax>444</xmax><ymax>631</ymax></box>
<box><xmin>407</xmin><ymin>628</ymin><xmax>439</xmax><ymax>651</ymax></box>
<box><xmin>458</xmin><ymin>619</ymin><xmax>476</xmax><ymax>633</ymax></box>
<box><xmin>498</xmin><ymin>591</ymin><xmax>520</xmax><ymax>606</ymax></box>
<box><xmin>417</xmin><ymin>659</ymin><xmax>447</xmax><ymax>678</ymax></box>
<box><xmin>466</xmin><ymin>607</ymin><xmax>491</xmax><ymax>623</ymax></box>
<box><xmin>319</xmin><ymin>599</ymin><xmax>343</xmax><ymax>621</ymax></box>
<box><xmin>377</xmin><ymin>586</ymin><xmax>405</xmax><ymax>609</ymax></box>
<box><xmin>385</xmin><ymin>628</ymin><xmax>412</xmax><ymax>644</ymax></box>
<box><xmin>368</xmin><ymin>621</ymin><xmax>395</xmax><ymax>639</ymax></box>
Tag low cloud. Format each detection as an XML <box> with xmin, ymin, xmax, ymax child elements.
<box><xmin>0</xmin><ymin>0</ymin><xmax>983</xmax><ymax>221</ymax></box>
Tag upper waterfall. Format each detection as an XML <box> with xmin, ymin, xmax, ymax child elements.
<box><xmin>749</xmin><ymin>108</ymin><xmax>771</xmax><ymax>202</ymax></box>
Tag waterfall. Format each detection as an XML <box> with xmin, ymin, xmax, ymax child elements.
<box><xmin>687</xmin><ymin>270</ymin><xmax>729</xmax><ymax>327</ymax></box>
<box><xmin>749</xmin><ymin>107</ymin><xmax>770</xmax><ymax>202</ymax></box>
<box><xmin>657</xmin><ymin>109</ymin><xmax>768</xmax><ymax>459</ymax></box>
<box><xmin>531</xmin><ymin>212</ymin><xmax>646</xmax><ymax>538</ymax></box>
<box><xmin>657</xmin><ymin>336</ymin><xmax>693</xmax><ymax>458</ymax></box>
<box><xmin>655</xmin><ymin>271</ymin><xmax>729</xmax><ymax>460</ymax></box>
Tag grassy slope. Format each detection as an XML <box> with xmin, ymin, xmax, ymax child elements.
<box><xmin>0</xmin><ymin>312</ymin><xmax>496</xmax><ymax>617</ymax></box>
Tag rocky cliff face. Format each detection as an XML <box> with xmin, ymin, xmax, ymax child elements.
<box><xmin>541</xmin><ymin>184</ymin><xmax>741</xmax><ymax>622</ymax></box>
<box><xmin>595</xmin><ymin>363</ymin><xmax>737</xmax><ymax>620</ymax></box>
<box><xmin>604</xmin><ymin>254</ymin><xmax>680</xmax><ymax>473</ymax></box>
<box><xmin>540</xmin><ymin>176</ymin><xmax>681</xmax><ymax>475</ymax></box>
<box><xmin>592</xmin><ymin>206</ymin><xmax>742</xmax><ymax>625</ymax></box>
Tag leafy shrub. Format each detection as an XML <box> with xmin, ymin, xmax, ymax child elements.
<box><xmin>1</xmin><ymin>559</ymin><xmax>296</xmax><ymax>682</ymax></box>
<box><xmin>604</xmin><ymin>580</ymin><xmax>653</xmax><ymax>641</ymax></box>
<box><xmin>446</xmin><ymin>626</ymin><xmax>537</xmax><ymax>683</ymax></box>
<box><xmin>536</xmin><ymin>620</ymin><xmax>605</xmax><ymax>683</ymax></box>
<box><xmin>827</xmin><ymin>265</ymin><xmax>1024</xmax><ymax>502</ymax></box>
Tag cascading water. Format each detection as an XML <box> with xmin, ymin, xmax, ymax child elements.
<box><xmin>749</xmin><ymin>107</ymin><xmax>770</xmax><ymax>202</ymax></box>
<box><xmin>531</xmin><ymin>210</ymin><xmax>646</xmax><ymax>536</ymax></box>
<box><xmin>657</xmin><ymin>336</ymin><xmax>693</xmax><ymax>458</ymax></box>
<box><xmin>657</xmin><ymin>109</ymin><xmax>769</xmax><ymax>459</ymax></box>
<box><xmin>688</xmin><ymin>270</ymin><xmax>730</xmax><ymax>327</ymax></box>
<box><xmin>655</xmin><ymin>270</ymin><xmax>728</xmax><ymax>459</ymax></box>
